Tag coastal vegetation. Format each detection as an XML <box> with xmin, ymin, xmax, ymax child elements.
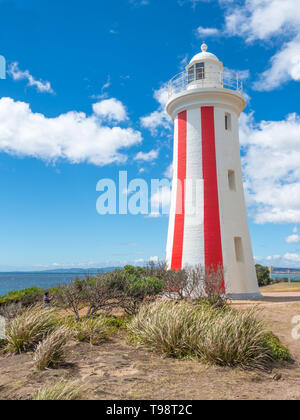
<box><xmin>0</xmin><ymin>263</ymin><xmax>293</xmax><ymax>400</ymax></box>
<box><xmin>129</xmin><ymin>300</ymin><xmax>290</xmax><ymax>369</ymax></box>
<box><xmin>32</xmin><ymin>380</ymin><xmax>86</xmax><ymax>401</ymax></box>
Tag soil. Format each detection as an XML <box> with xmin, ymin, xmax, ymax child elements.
<box><xmin>0</xmin><ymin>293</ymin><xmax>300</xmax><ymax>400</ymax></box>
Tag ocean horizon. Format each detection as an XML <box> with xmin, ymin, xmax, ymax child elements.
<box><xmin>0</xmin><ymin>270</ymin><xmax>106</xmax><ymax>297</ymax></box>
<box><xmin>0</xmin><ymin>271</ymin><xmax>299</xmax><ymax>297</ymax></box>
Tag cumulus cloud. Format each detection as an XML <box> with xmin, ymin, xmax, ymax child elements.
<box><xmin>285</xmin><ymin>234</ymin><xmax>300</xmax><ymax>244</ymax></box>
<box><xmin>241</xmin><ymin>112</ymin><xmax>300</xmax><ymax>224</ymax></box>
<box><xmin>134</xmin><ymin>149</ymin><xmax>159</xmax><ymax>162</ymax></box>
<box><xmin>140</xmin><ymin>84</ymin><xmax>172</xmax><ymax>135</ymax></box>
<box><xmin>221</xmin><ymin>0</ymin><xmax>300</xmax><ymax>90</ymax></box>
<box><xmin>196</xmin><ymin>26</ymin><xmax>220</xmax><ymax>38</ymax></box>
<box><xmin>253</xmin><ymin>35</ymin><xmax>300</xmax><ymax>91</ymax></box>
<box><xmin>92</xmin><ymin>98</ymin><xmax>128</xmax><ymax>122</ymax></box>
<box><xmin>8</xmin><ymin>62</ymin><xmax>54</xmax><ymax>94</ymax></box>
<box><xmin>256</xmin><ymin>252</ymin><xmax>300</xmax><ymax>267</ymax></box>
<box><xmin>0</xmin><ymin>97</ymin><xmax>142</xmax><ymax>166</ymax></box>
<box><xmin>164</xmin><ymin>164</ymin><xmax>173</xmax><ymax>179</ymax></box>
<box><xmin>224</xmin><ymin>0</ymin><xmax>300</xmax><ymax>42</ymax></box>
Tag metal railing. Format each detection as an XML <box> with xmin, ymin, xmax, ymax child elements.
<box><xmin>168</xmin><ymin>69</ymin><xmax>243</xmax><ymax>99</ymax></box>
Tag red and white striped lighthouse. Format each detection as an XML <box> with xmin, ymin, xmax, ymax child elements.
<box><xmin>165</xmin><ymin>43</ymin><xmax>261</xmax><ymax>299</ymax></box>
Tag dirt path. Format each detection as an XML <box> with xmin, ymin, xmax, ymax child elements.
<box><xmin>0</xmin><ymin>300</ymin><xmax>300</xmax><ymax>400</ymax></box>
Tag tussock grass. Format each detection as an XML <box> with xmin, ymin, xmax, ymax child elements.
<box><xmin>129</xmin><ymin>300</ymin><xmax>290</xmax><ymax>369</ymax></box>
<box><xmin>66</xmin><ymin>317</ymin><xmax>108</xmax><ymax>345</ymax></box>
<box><xmin>33</xmin><ymin>380</ymin><xmax>86</xmax><ymax>400</ymax></box>
<box><xmin>5</xmin><ymin>307</ymin><xmax>56</xmax><ymax>353</ymax></box>
<box><xmin>33</xmin><ymin>326</ymin><xmax>70</xmax><ymax>370</ymax></box>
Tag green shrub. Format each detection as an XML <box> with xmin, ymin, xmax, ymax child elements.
<box><xmin>33</xmin><ymin>380</ymin><xmax>85</xmax><ymax>400</ymax></box>
<box><xmin>0</xmin><ymin>287</ymin><xmax>44</xmax><ymax>307</ymax></box>
<box><xmin>5</xmin><ymin>307</ymin><xmax>56</xmax><ymax>353</ymax></box>
<box><xmin>129</xmin><ymin>300</ymin><xmax>290</xmax><ymax>369</ymax></box>
<box><xmin>33</xmin><ymin>326</ymin><xmax>70</xmax><ymax>370</ymax></box>
<box><xmin>102</xmin><ymin>315</ymin><xmax>131</xmax><ymax>330</ymax></box>
<box><xmin>263</xmin><ymin>332</ymin><xmax>291</xmax><ymax>361</ymax></box>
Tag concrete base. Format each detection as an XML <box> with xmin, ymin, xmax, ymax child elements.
<box><xmin>228</xmin><ymin>292</ymin><xmax>263</xmax><ymax>301</ymax></box>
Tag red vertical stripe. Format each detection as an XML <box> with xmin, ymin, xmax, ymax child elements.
<box><xmin>201</xmin><ymin>107</ymin><xmax>224</xmax><ymax>290</ymax></box>
<box><xmin>171</xmin><ymin>111</ymin><xmax>187</xmax><ymax>271</ymax></box>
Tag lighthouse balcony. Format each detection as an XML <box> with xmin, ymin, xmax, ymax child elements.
<box><xmin>168</xmin><ymin>69</ymin><xmax>243</xmax><ymax>99</ymax></box>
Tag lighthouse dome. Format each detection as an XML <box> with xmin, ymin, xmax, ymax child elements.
<box><xmin>188</xmin><ymin>42</ymin><xmax>223</xmax><ymax>68</ymax></box>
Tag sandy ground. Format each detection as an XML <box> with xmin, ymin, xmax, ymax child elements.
<box><xmin>0</xmin><ymin>292</ymin><xmax>300</xmax><ymax>400</ymax></box>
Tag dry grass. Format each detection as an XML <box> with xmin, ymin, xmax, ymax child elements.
<box><xmin>129</xmin><ymin>300</ymin><xmax>289</xmax><ymax>369</ymax></box>
<box><xmin>5</xmin><ymin>307</ymin><xmax>56</xmax><ymax>354</ymax></box>
<box><xmin>32</xmin><ymin>379</ymin><xmax>86</xmax><ymax>400</ymax></box>
<box><xmin>33</xmin><ymin>326</ymin><xmax>71</xmax><ymax>370</ymax></box>
<box><xmin>260</xmin><ymin>282</ymin><xmax>300</xmax><ymax>293</ymax></box>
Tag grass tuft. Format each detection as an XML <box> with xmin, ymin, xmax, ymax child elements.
<box><xmin>32</xmin><ymin>380</ymin><xmax>86</xmax><ymax>400</ymax></box>
<box><xmin>129</xmin><ymin>300</ymin><xmax>290</xmax><ymax>369</ymax></box>
<box><xmin>33</xmin><ymin>326</ymin><xmax>70</xmax><ymax>370</ymax></box>
<box><xmin>5</xmin><ymin>307</ymin><xmax>56</xmax><ymax>353</ymax></box>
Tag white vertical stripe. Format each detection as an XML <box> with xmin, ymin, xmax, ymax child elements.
<box><xmin>166</xmin><ymin>116</ymin><xmax>179</xmax><ymax>268</ymax></box>
<box><xmin>214</xmin><ymin>107</ymin><xmax>259</xmax><ymax>295</ymax></box>
<box><xmin>182</xmin><ymin>107</ymin><xmax>205</xmax><ymax>268</ymax></box>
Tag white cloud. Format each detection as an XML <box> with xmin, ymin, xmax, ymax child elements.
<box><xmin>293</xmin><ymin>226</ymin><xmax>298</xmax><ymax>233</ymax></box>
<box><xmin>255</xmin><ymin>253</ymin><xmax>300</xmax><ymax>267</ymax></box>
<box><xmin>285</xmin><ymin>234</ymin><xmax>300</xmax><ymax>244</ymax></box>
<box><xmin>224</xmin><ymin>0</ymin><xmax>300</xmax><ymax>42</ymax></box>
<box><xmin>90</xmin><ymin>76</ymin><xmax>111</xmax><ymax>100</ymax></box>
<box><xmin>129</xmin><ymin>0</ymin><xmax>149</xmax><ymax>6</ymax></box>
<box><xmin>134</xmin><ymin>149</ymin><xmax>159</xmax><ymax>162</ymax></box>
<box><xmin>221</xmin><ymin>0</ymin><xmax>300</xmax><ymax>90</ymax></box>
<box><xmin>253</xmin><ymin>35</ymin><xmax>300</xmax><ymax>91</ymax></box>
<box><xmin>0</xmin><ymin>97</ymin><xmax>142</xmax><ymax>166</ymax></box>
<box><xmin>164</xmin><ymin>164</ymin><xmax>173</xmax><ymax>179</ymax></box>
<box><xmin>8</xmin><ymin>62</ymin><xmax>54</xmax><ymax>94</ymax></box>
<box><xmin>241</xmin><ymin>112</ymin><xmax>300</xmax><ymax>224</ymax></box>
<box><xmin>196</xmin><ymin>26</ymin><xmax>220</xmax><ymax>37</ymax></box>
<box><xmin>140</xmin><ymin>84</ymin><xmax>172</xmax><ymax>135</ymax></box>
<box><xmin>92</xmin><ymin>98</ymin><xmax>128</xmax><ymax>122</ymax></box>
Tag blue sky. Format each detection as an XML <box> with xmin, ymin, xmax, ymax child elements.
<box><xmin>1</xmin><ymin>0</ymin><xmax>300</xmax><ymax>270</ymax></box>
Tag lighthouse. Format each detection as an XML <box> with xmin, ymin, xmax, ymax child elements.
<box><xmin>165</xmin><ymin>43</ymin><xmax>261</xmax><ymax>299</ymax></box>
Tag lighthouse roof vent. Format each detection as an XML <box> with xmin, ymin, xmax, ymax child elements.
<box><xmin>188</xmin><ymin>42</ymin><xmax>221</xmax><ymax>67</ymax></box>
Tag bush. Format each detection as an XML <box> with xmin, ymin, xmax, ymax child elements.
<box><xmin>256</xmin><ymin>264</ymin><xmax>272</xmax><ymax>287</ymax></box>
<box><xmin>55</xmin><ymin>280</ymin><xmax>86</xmax><ymax>321</ymax></box>
<box><xmin>263</xmin><ymin>332</ymin><xmax>291</xmax><ymax>361</ymax></box>
<box><xmin>5</xmin><ymin>307</ymin><xmax>56</xmax><ymax>353</ymax></box>
<box><xmin>33</xmin><ymin>380</ymin><xmax>85</xmax><ymax>400</ymax></box>
<box><xmin>33</xmin><ymin>326</ymin><xmax>70</xmax><ymax>370</ymax></box>
<box><xmin>129</xmin><ymin>300</ymin><xmax>289</xmax><ymax>369</ymax></box>
<box><xmin>0</xmin><ymin>287</ymin><xmax>44</xmax><ymax>307</ymax></box>
<box><xmin>67</xmin><ymin>317</ymin><xmax>108</xmax><ymax>345</ymax></box>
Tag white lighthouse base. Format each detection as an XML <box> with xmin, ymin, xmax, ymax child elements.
<box><xmin>228</xmin><ymin>292</ymin><xmax>263</xmax><ymax>301</ymax></box>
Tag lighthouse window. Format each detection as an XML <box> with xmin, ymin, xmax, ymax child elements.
<box><xmin>188</xmin><ymin>66</ymin><xmax>195</xmax><ymax>84</ymax></box>
<box><xmin>225</xmin><ymin>113</ymin><xmax>231</xmax><ymax>131</ymax></box>
<box><xmin>196</xmin><ymin>62</ymin><xmax>205</xmax><ymax>80</ymax></box>
<box><xmin>234</xmin><ymin>237</ymin><xmax>244</xmax><ymax>263</ymax></box>
<box><xmin>228</xmin><ymin>170</ymin><xmax>236</xmax><ymax>191</ymax></box>
<box><xmin>188</xmin><ymin>63</ymin><xmax>205</xmax><ymax>84</ymax></box>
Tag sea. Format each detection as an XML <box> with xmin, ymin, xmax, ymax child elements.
<box><xmin>0</xmin><ymin>271</ymin><xmax>299</xmax><ymax>298</ymax></box>
<box><xmin>0</xmin><ymin>270</ymin><xmax>104</xmax><ymax>297</ymax></box>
